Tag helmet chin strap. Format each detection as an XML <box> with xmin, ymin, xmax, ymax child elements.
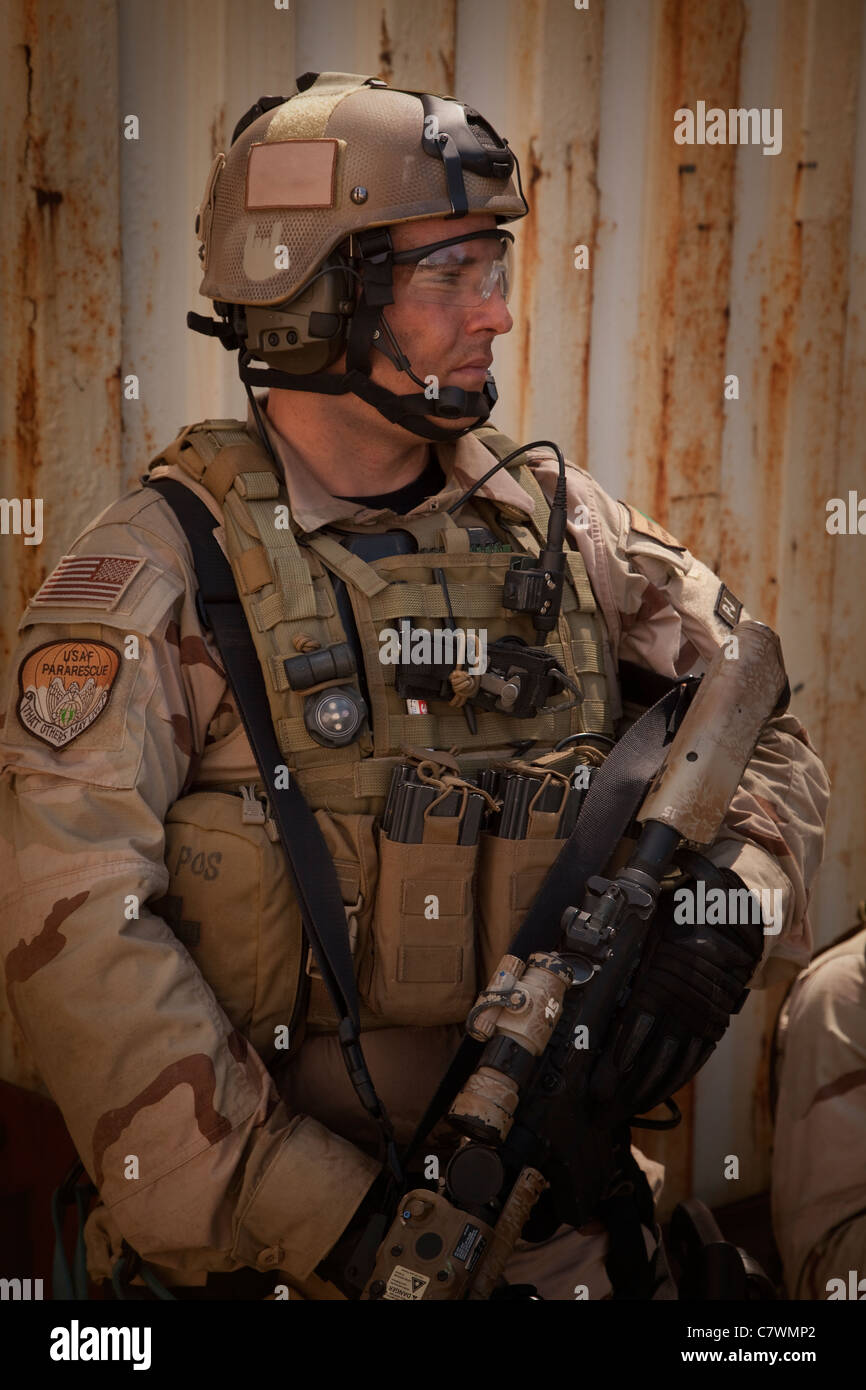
<box><xmin>236</xmin><ymin>226</ymin><xmax>497</xmax><ymax>442</ymax></box>
<box><xmin>236</xmin><ymin>340</ymin><xmax>495</xmax><ymax>443</ymax></box>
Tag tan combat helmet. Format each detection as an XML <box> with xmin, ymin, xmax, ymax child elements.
<box><xmin>188</xmin><ymin>71</ymin><xmax>529</xmax><ymax>441</ymax></box>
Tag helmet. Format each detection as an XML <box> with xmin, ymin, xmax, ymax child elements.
<box><xmin>189</xmin><ymin>71</ymin><xmax>529</xmax><ymax>441</ymax></box>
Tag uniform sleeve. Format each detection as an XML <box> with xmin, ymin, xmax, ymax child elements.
<box><xmin>0</xmin><ymin>496</ymin><xmax>378</xmax><ymax>1289</ymax></box>
<box><xmin>527</xmin><ymin>453</ymin><xmax>830</xmax><ymax>986</ymax></box>
<box><xmin>771</xmin><ymin>938</ymin><xmax>866</xmax><ymax>1298</ymax></box>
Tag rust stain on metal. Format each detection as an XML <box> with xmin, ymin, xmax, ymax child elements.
<box><xmin>630</xmin><ymin>1</ymin><xmax>749</xmax><ymax>1205</ymax></box>
<box><xmin>644</xmin><ymin>2</ymin><xmax>682</xmax><ymax>530</ymax></box>
<box><xmin>210</xmin><ymin>102</ymin><xmax>227</xmax><ymax>157</ymax></box>
<box><xmin>15</xmin><ymin>32</ymin><xmax>46</xmax><ymax>616</ymax></box>
<box><xmin>379</xmin><ymin>10</ymin><xmax>393</xmax><ymax>81</ymax></box>
<box><xmin>517</xmin><ymin>136</ymin><xmax>544</xmax><ymax>435</ymax></box>
<box><xmin>439</xmin><ymin>45</ymin><xmax>455</xmax><ymax>96</ymax></box>
<box><xmin>653</xmin><ymin>353</ymin><xmax>672</xmax><ymax>523</ymax></box>
<box><xmin>576</xmin><ymin>131</ymin><xmax>600</xmax><ymax>472</ymax></box>
<box><xmin>753</xmin><ymin>213</ymin><xmax>801</xmax><ymax>630</ymax></box>
<box><xmin>7</xmin><ymin>17</ymin><xmax>125</xmax><ymax>627</ymax></box>
<box><xmin>636</xmin><ymin>1</ymin><xmax>744</xmax><ymax>555</ymax></box>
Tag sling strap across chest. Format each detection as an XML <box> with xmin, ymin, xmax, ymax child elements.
<box><xmin>144</xmin><ymin>474</ymin><xmax>405</xmax><ymax>1189</ymax></box>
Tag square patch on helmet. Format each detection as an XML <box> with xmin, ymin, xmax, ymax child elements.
<box><xmin>246</xmin><ymin>139</ymin><xmax>339</xmax><ymax>210</ymax></box>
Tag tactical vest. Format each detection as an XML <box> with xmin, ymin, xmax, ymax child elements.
<box><xmin>147</xmin><ymin>420</ymin><xmax>614</xmax><ymax>1045</ymax></box>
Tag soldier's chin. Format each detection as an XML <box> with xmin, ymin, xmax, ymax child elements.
<box><xmin>430</xmin><ymin>413</ymin><xmax>484</xmax><ymax>434</ymax></box>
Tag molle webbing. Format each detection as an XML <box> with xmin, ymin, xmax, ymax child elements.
<box><xmin>151</xmin><ymin>419</ymin><xmax>612</xmax><ymax>811</ymax></box>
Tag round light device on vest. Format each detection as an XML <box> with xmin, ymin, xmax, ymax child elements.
<box><xmin>303</xmin><ymin>685</ymin><xmax>368</xmax><ymax>747</ymax></box>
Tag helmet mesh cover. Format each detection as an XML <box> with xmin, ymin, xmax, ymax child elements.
<box><xmin>200</xmin><ymin>81</ymin><xmax>526</xmax><ymax>307</ymax></box>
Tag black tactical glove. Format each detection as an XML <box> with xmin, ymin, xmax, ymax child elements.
<box><xmin>588</xmin><ymin>850</ymin><xmax>766</xmax><ymax>1126</ymax></box>
<box><xmin>314</xmin><ymin>1169</ymin><xmax>395</xmax><ymax>1297</ymax></box>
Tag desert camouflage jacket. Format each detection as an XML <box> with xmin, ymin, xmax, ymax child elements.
<box><xmin>0</xmin><ymin>400</ymin><xmax>830</xmax><ymax>1294</ymax></box>
<box><xmin>772</xmin><ymin>924</ymin><xmax>866</xmax><ymax>1299</ymax></box>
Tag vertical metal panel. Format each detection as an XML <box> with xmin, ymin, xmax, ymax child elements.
<box><xmin>353</xmin><ymin>0</ymin><xmax>456</xmax><ymax>90</ymax></box>
<box><xmin>587</xmin><ymin>0</ymin><xmax>656</xmax><ymax>500</ymax></box>
<box><xmin>827</xmin><ymin>2</ymin><xmax>866</xmax><ymax>949</ymax></box>
<box><xmin>460</xmin><ymin>0</ymin><xmax>604</xmax><ymax>468</ymax></box>
<box><xmin>650</xmin><ymin>0</ymin><xmax>863</xmax><ymax>1213</ymax></box>
<box><xmin>0</xmin><ymin>0</ymin><xmax>122</xmax><ymax>652</ymax></box>
<box><xmin>608</xmin><ymin>0</ymin><xmax>747</xmax><ymax>1213</ymax></box>
<box><xmin>0</xmin><ymin>0</ymin><xmax>121</xmax><ymax>1093</ymax></box>
<box><xmin>117</xmin><ymin>0</ymin><xmax>299</xmax><ymax>481</ymax></box>
<box><xmin>712</xmin><ymin>0</ymin><xmax>863</xmax><ymax>971</ymax></box>
<box><xmin>756</xmin><ymin>0</ymin><xmax>864</xmax><ymax>1220</ymax></box>
<box><xmin>453</xmin><ymin>0</ymin><xmax>518</xmax><ymax>420</ymax></box>
<box><xmin>294</xmin><ymin>0</ymin><xmax>371</xmax><ymax>74</ymax></box>
<box><xmin>296</xmin><ymin>0</ymin><xmax>455</xmax><ymax>92</ymax></box>
<box><xmin>627</xmin><ymin>0</ymin><xmax>744</xmax><ymax>563</ymax></box>
<box><xmin>686</xmin><ymin>0</ymin><xmax>795</xmax><ymax>1215</ymax></box>
<box><xmin>775</xmin><ymin>0</ymin><xmax>865</xmax><ymax>954</ymax></box>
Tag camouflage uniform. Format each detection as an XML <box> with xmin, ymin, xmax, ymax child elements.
<box><xmin>772</xmin><ymin>924</ymin><xmax>866</xmax><ymax>1300</ymax></box>
<box><xmin>0</xmin><ymin>399</ymin><xmax>829</xmax><ymax>1298</ymax></box>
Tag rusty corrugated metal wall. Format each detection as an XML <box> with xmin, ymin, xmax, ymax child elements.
<box><xmin>1</xmin><ymin>0</ymin><xmax>863</xmax><ymax>1216</ymax></box>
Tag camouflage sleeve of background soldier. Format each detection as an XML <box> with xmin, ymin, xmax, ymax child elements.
<box><xmin>0</xmin><ymin>486</ymin><xmax>379</xmax><ymax>1290</ymax></box>
<box><xmin>528</xmin><ymin>452</ymin><xmax>831</xmax><ymax>988</ymax></box>
<box><xmin>771</xmin><ymin>929</ymin><xmax>866</xmax><ymax>1299</ymax></box>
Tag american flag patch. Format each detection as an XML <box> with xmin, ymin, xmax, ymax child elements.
<box><xmin>30</xmin><ymin>554</ymin><xmax>145</xmax><ymax>609</ymax></box>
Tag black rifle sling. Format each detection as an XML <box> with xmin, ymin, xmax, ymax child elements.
<box><xmin>402</xmin><ymin>676</ymin><xmax>697</xmax><ymax>1170</ymax></box>
<box><xmin>510</xmin><ymin>676</ymin><xmax>697</xmax><ymax>960</ymax></box>
<box><xmin>145</xmin><ymin>477</ymin><xmax>401</xmax><ymax>1178</ymax></box>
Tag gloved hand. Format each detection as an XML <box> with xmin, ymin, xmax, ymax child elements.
<box><xmin>314</xmin><ymin>1168</ymin><xmax>394</xmax><ymax>1297</ymax></box>
<box><xmin>588</xmin><ymin>850</ymin><xmax>765</xmax><ymax>1126</ymax></box>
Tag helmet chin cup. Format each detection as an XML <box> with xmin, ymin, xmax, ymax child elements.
<box><xmin>434</xmin><ymin>382</ymin><xmax>494</xmax><ymax>420</ymax></box>
<box><xmin>349</xmin><ymin>373</ymin><xmax>497</xmax><ymax>440</ymax></box>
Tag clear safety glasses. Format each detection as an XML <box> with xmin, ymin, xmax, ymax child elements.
<box><xmin>391</xmin><ymin>229</ymin><xmax>515</xmax><ymax>308</ymax></box>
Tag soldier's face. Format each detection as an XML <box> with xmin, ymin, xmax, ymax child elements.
<box><xmin>335</xmin><ymin>213</ymin><xmax>514</xmax><ymax>434</ymax></box>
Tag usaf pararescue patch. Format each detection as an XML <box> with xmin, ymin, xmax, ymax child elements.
<box><xmin>17</xmin><ymin>640</ymin><xmax>121</xmax><ymax>748</ymax></box>
<box><xmin>714</xmin><ymin>584</ymin><xmax>743</xmax><ymax>628</ymax></box>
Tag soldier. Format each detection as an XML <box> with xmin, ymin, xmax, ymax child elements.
<box><xmin>0</xmin><ymin>72</ymin><xmax>829</xmax><ymax>1300</ymax></box>
<box><xmin>771</xmin><ymin>917</ymin><xmax>866</xmax><ymax>1301</ymax></box>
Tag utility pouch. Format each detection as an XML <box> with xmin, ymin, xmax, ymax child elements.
<box><xmin>476</xmin><ymin>773</ymin><xmax>570</xmax><ymax>982</ymax></box>
<box><xmin>154</xmin><ymin>791</ymin><xmax>306</xmax><ymax>1062</ymax></box>
<box><xmin>368</xmin><ymin>797</ymin><xmax>480</xmax><ymax>1026</ymax></box>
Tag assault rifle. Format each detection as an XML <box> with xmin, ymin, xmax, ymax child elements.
<box><xmin>358</xmin><ymin>621</ymin><xmax>788</xmax><ymax>1299</ymax></box>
